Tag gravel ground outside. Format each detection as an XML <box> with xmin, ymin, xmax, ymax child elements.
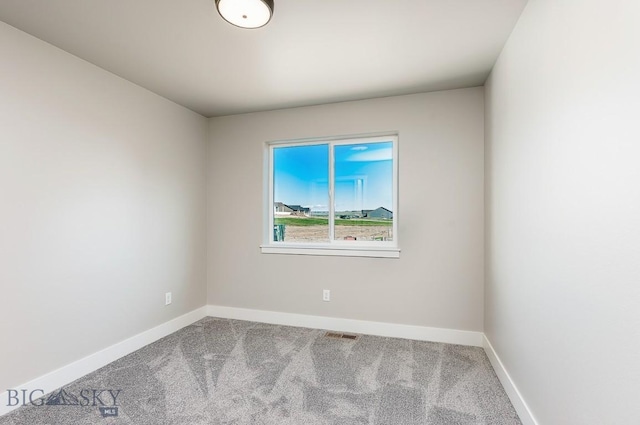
<box><xmin>282</xmin><ymin>224</ymin><xmax>393</xmax><ymax>242</ymax></box>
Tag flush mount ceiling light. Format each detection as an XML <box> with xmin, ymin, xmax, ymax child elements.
<box><xmin>215</xmin><ymin>0</ymin><xmax>274</xmax><ymax>29</ymax></box>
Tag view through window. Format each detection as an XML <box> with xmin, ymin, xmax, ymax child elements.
<box><xmin>270</xmin><ymin>136</ymin><xmax>396</xmax><ymax>246</ymax></box>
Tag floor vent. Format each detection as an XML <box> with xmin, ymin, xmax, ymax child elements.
<box><xmin>324</xmin><ymin>332</ymin><xmax>359</xmax><ymax>341</ymax></box>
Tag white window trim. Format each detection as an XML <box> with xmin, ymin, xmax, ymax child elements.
<box><xmin>261</xmin><ymin>132</ymin><xmax>399</xmax><ymax>258</ymax></box>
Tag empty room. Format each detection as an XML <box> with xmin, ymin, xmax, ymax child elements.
<box><xmin>0</xmin><ymin>0</ymin><xmax>638</xmax><ymax>424</ymax></box>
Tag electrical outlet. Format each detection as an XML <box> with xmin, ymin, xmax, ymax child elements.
<box><xmin>323</xmin><ymin>289</ymin><xmax>331</xmax><ymax>302</ymax></box>
<box><xmin>165</xmin><ymin>292</ymin><xmax>172</xmax><ymax>305</ymax></box>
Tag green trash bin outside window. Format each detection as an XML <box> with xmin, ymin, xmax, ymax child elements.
<box><xmin>273</xmin><ymin>224</ymin><xmax>285</xmax><ymax>241</ymax></box>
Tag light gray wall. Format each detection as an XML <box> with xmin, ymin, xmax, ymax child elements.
<box><xmin>0</xmin><ymin>22</ymin><xmax>208</xmax><ymax>390</ymax></box>
<box><xmin>485</xmin><ymin>0</ymin><xmax>640</xmax><ymax>423</ymax></box>
<box><xmin>208</xmin><ymin>88</ymin><xmax>484</xmax><ymax>331</ymax></box>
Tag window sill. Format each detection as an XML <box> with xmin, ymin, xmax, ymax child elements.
<box><xmin>260</xmin><ymin>245</ymin><xmax>400</xmax><ymax>258</ymax></box>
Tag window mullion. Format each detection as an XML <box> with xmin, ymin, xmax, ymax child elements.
<box><xmin>328</xmin><ymin>142</ymin><xmax>335</xmax><ymax>242</ymax></box>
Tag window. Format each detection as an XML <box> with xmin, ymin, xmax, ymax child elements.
<box><xmin>261</xmin><ymin>134</ymin><xmax>399</xmax><ymax>258</ymax></box>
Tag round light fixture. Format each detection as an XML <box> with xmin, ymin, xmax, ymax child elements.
<box><xmin>215</xmin><ymin>0</ymin><xmax>274</xmax><ymax>29</ymax></box>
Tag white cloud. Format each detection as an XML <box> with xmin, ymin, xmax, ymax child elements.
<box><xmin>346</xmin><ymin>148</ymin><xmax>392</xmax><ymax>162</ymax></box>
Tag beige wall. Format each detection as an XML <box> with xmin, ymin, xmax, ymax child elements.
<box><xmin>485</xmin><ymin>0</ymin><xmax>640</xmax><ymax>423</ymax></box>
<box><xmin>0</xmin><ymin>22</ymin><xmax>208</xmax><ymax>390</ymax></box>
<box><xmin>208</xmin><ymin>88</ymin><xmax>484</xmax><ymax>331</ymax></box>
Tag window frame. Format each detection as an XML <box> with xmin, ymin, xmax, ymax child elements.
<box><xmin>261</xmin><ymin>133</ymin><xmax>400</xmax><ymax>258</ymax></box>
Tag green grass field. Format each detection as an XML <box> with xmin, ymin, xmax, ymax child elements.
<box><xmin>275</xmin><ymin>217</ymin><xmax>391</xmax><ymax>227</ymax></box>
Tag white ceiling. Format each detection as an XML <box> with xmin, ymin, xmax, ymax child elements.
<box><xmin>0</xmin><ymin>0</ymin><xmax>527</xmax><ymax>117</ymax></box>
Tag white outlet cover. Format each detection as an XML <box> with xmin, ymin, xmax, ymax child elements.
<box><xmin>323</xmin><ymin>290</ymin><xmax>330</xmax><ymax>302</ymax></box>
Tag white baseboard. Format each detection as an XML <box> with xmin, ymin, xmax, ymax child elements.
<box><xmin>483</xmin><ymin>335</ymin><xmax>538</xmax><ymax>425</ymax></box>
<box><xmin>207</xmin><ymin>305</ymin><xmax>483</xmax><ymax>347</ymax></box>
<box><xmin>0</xmin><ymin>306</ymin><xmax>207</xmax><ymax>418</ymax></box>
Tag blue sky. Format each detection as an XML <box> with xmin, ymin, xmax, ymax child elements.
<box><xmin>274</xmin><ymin>142</ymin><xmax>393</xmax><ymax>212</ymax></box>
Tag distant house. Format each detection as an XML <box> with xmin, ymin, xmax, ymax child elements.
<box><xmin>287</xmin><ymin>204</ymin><xmax>311</xmax><ymax>216</ymax></box>
<box><xmin>361</xmin><ymin>209</ymin><xmax>373</xmax><ymax>218</ymax></box>
<box><xmin>366</xmin><ymin>207</ymin><xmax>393</xmax><ymax>219</ymax></box>
<box><xmin>274</xmin><ymin>202</ymin><xmax>310</xmax><ymax>216</ymax></box>
<box><xmin>274</xmin><ymin>202</ymin><xmax>293</xmax><ymax>213</ymax></box>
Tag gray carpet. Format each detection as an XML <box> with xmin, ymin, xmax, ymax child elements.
<box><xmin>1</xmin><ymin>317</ymin><xmax>521</xmax><ymax>424</ymax></box>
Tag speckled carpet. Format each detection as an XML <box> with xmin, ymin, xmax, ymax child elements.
<box><xmin>0</xmin><ymin>317</ymin><xmax>521</xmax><ymax>424</ymax></box>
